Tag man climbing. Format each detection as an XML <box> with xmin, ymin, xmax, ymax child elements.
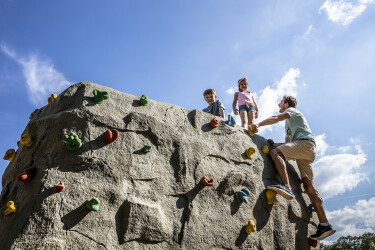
<box><xmin>250</xmin><ymin>96</ymin><xmax>336</xmax><ymax>241</ymax></box>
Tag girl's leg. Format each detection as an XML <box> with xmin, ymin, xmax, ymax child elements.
<box><xmin>240</xmin><ymin>110</ymin><xmax>248</xmax><ymax>128</ymax></box>
<box><xmin>247</xmin><ymin>111</ymin><xmax>255</xmax><ymax>126</ymax></box>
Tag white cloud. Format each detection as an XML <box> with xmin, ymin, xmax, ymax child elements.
<box><xmin>1</xmin><ymin>44</ymin><xmax>71</xmax><ymax>106</ymax></box>
<box><xmin>315</xmin><ymin>133</ymin><xmax>331</xmax><ymax>156</ymax></box>
<box><xmin>319</xmin><ymin>0</ymin><xmax>374</xmax><ymax>26</ymax></box>
<box><xmin>326</xmin><ymin>197</ymin><xmax>375</xmax><ymax>240</ymax></box>
<box><xmin>225</xmin><ymin>86</ymin><xmax>237</xmax><ymax>95</ymax></box>
<box><xmin>314</xmin><ymin>139</ymin><xmax>368</xmax><ymax>198</ymax></box>
<box><xmin>304</xmin><ymin>25</ymin><xmax>314</xmax><ymax>36</ymax></box>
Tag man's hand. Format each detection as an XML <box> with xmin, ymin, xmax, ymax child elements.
<box><xmin>267</xmin><ymin>139</ymin><xmax>274</xmax><ymax>146</ymax></box>
<box><xmin>233</xmin><ymin>108</ymin><xmax>238</xmax><ymax>115</ymax></box>
<box><xmin>250</xmin><ymin>124</ymin><xmax>259</xmax><ymax>134</ymax></box>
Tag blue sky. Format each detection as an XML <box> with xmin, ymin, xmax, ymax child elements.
<box><xmin>1</xmin><ymin>0</ymin><xmax>374</xmax><ymax>243</ymax></box>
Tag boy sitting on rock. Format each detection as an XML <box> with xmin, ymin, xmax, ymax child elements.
<box><xmin>202</xmin><ymin>89</ymin><xmax>225</xmax><ymax>118</ymax></box>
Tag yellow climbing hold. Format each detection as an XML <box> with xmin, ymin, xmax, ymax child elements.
<box><xmin>3</xmin><ymin>149</ymin><xmax>15</xmax><ymax>162</ymax></box>
<box><xmin>4</xmin><ymin>201</ymin><xmax>16</xmax><ymax>215</ymax></box>
<box><xmin>248</xmin><ymin>128</ymin><xmax>254</xmax><ymax>136</ymax></box>
<box><xmin>48</xmin><ymin>94</ymin><xmax>58</xmax><ymax>103</ymax></box>
<box><xmin>266</xmin><ymin>190</ymin><xmax>278</xmax><ymax>205</ymax></box>
<box><xmin>262</xmin><ymin>145</ymin><xmax>269</xmax><ymax>154</ymax></box>
<box><xmin>246</xmin><ymin>147</ymin><xmax>256</xmax><ymax>159</ymax></box>
<box><xmin>20</xmin><ymin>133</ymin><xmax>33</xmax><ymax>147</ymax></box>
<box><xmin>246</xmin><ymin>220</ymin><xmax>256</xmax><ymax>234</ymax></box>
<box><xmin>29</xmin><ymin>109</ymin><xmax>39</xmax><ymax>119</ymax></box>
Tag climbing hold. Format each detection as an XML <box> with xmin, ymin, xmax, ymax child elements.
<box><xmin>29</xmin><ymin>109</ymin><xmax>39</xmax><ymax>119</ymax></box>
<box><xmin>224</xmin><ymin>115</ymin><xmax>236</xmax><ymax>126</ymax></box>
<box><xmin>201</xmin><ymin>176</ymin><xmax>214</xmax><ymax>187</ymax></box>
<box><xmin>246</xmin><ymin>220</ymin><xmax>256</xmax><ymax>234</ymax></box>
<box><xmin>3</xmin><ymin>149</ymin><xmax>15</xmax><ymax>162</ymax></box>
<box><xmin>238</xmin><ymin>189</ymin><xmax>250</xmax><ymax>203</ymax></box>
<box><xmin>48</xmin><ymin>93</ymin><xmax>58</xmax><ymax>103</ymax></box>
<box><xmin>16</xmin><ymin>167</ymin><xmax>36</xmax><ymax>184</ymax></box>
<box><xmin>308</xmin><ymin>238</ymin><xmax>317</xmax><ymax>247</ymax></box>
<box><xmin>54</xmin><ymin>182</ymin><xmax>65</xmax><ymax>192</ymax></box>
<box><xmin>86</xmin><ymin>198</ymin><xmax>100</xmax><ymax>211</ymax></box>
<box><xmin>267</xmin><ymin>139</ymin><xmax>274</xmax><ymax>146</ymax></box>
<box><xmin>63</xmin><ymin>133</ymin><xmax>82</xmax><ymax>150</ymax></box>
<box><xmin>245</xmin><ymin>147</ymin><xmax>256</xmax><ymax>159</ymax></box>
<box><xmin>308</xmin><ymin>204</ymin><xmax>315</xmax><ymax>213</ymax></box>
<box><xmin>104</xmin><ymin>129</ymin><xmax>119</xmax><ymax>143</ymax></box>
<box><xmin>4</xmin><ymin>201</ymin><xmax>16</xmax><ymax>215</ymax></box>
<box><xmin>266</xmin><ymin>190</ymin><xmax>278</xmax><ymax>205</ymax></box>
<box><xmin>139</xmin><ymin>94</ymin><xmax>149</xmax><ymax>106</ymax></box>
<box><xmin>248</xmin><ymin>128</ymin><xmax>255</xmax><ymax>136</ymax></box>
<box><xmin>210</xmin><ymin>118</ymin><xmax>219</xmax><ymax>128</ymax></box>
<box><xmin>142</xmin><ymin>145</ymin><xmax>151</xmax><ymax>153</ymax></box>
<box><xmin>93</xmin><ymin>89</ymin><xmax>109</xmax><ymax>104</ymax></box>
<box><xmin>20</xmin><ymin>133</ymin><xmax>33</xmax><ymax>147</ymax></box>
<box><xmin>297</xmin><ymin>178</ymin><xmax>303</xmax><ymax>184</ymax></box>
<box><xmin>262</xmin><ymin>145</ymin><xmax>269</xmax><ymax>154</ymax></box>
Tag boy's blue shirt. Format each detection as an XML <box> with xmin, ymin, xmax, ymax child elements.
<box><xmin>203</xmin><ymin>99</ymin><xmax>225</xmax><ymax>117</ymax></box>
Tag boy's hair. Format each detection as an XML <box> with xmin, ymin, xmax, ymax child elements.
<box><xmin>283</xmin><ymin>95</ymin><xmax>297</xmax><ymax>108</ymax></box>
<box><xmin>203</xmin><ymin>89</ymin><xmax>216</xmax><ymax>96</ymax></box>
<box><xmin>237</xmin><ymin>77</ymin><xmax>248</xmax><ymax>91</ymax></box>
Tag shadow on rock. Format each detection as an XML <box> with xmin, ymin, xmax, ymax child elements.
<box><xmin>253</xmin><ymin>190</ymin><xmax>272</xmax><ymax>231</ymax></box>
<box><xmin>61</xmin><ymin>203</ymin><xmax>90</xmax><ymax>230</ymax></box>
<box><xmin>235</xmin><ymin>225</ymin><xmax>248</xmax><ymax>246</ymax></box>
<box><xmin>201</xmin><ymin>123</ymin><xmax>214</xmax><ymax>133</ymax></box>
<box><xmin>115</xmin><ymin>200</ymin><xmax>131</xmax><ymax>245</ymax></box>
<box><xmin>132</xmin><ymin>100</ymin><xmax>141</xmax><ymax>107</ymax></box>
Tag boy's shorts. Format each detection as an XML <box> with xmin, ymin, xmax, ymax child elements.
<box><xmin>277</xmin><ymin>140</ymin><xmax>316</xmax><ymax>181</ymax></box>
<box><xmin>239</xmin><ymin>104</ymin><xmax>256</xmax><ymax>113</ymax></box>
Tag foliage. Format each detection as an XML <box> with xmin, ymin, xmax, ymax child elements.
<box><xmin>320</xmin><ymin>232</ymin><xmax>375</xmax><ymax>250</ymax></box>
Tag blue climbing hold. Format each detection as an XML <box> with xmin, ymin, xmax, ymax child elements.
<box><xmin>238</xmin><ymin>189</ymin><xmax>250</xmax><ymax>203</ymax></box>
<box><xmin>224</xmin><ymin>115</ymin><xmax>236</xmax><ymax>126</ymax></box>
<box><xmin>308</xmin><ymin>204</ymin><xmax>315</xmax><ymax>213</ymax></box>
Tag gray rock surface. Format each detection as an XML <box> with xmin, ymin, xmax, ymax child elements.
<box><xmin>0</xmin><ymin>82</ymin><xmax>319</xmax><ymax>249</ymax></box>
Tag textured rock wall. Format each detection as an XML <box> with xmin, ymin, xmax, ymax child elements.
<box><xmin>0</xmin><ymin>82</ymin><xmax>319</xmax><ymax>249</ymax></box>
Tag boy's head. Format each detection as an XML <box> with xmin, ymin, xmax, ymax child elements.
<box><xmin>203</xmin><ymin>89</ymin><xmax>217</xmax><ymax>106</ymax></box>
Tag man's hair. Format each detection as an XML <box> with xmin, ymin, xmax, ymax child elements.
<box><xmin>283</xmin><ymin>95</ymin><xmax>297</xmax><ymax>108</ymax></box>
<box><xmin>203</xmin><ymin>89</ymin><xmax>216</xmax><ymax>96</ymax></box>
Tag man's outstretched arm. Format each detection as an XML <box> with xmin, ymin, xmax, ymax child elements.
<box><xmin>251</xmin><ymin>113</ymin><xmax>290</xmax><ymax>132</ymax></box>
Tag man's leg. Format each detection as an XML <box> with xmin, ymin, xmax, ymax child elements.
<box><xmin>302</xmin><ymin>177</ymin><xmax>328</xmax><ymax>223</ymax></box>
<box><xmin>270</xmin><ymin>148</ymin><xmax>290</xmax><ymax>187</ymax></box>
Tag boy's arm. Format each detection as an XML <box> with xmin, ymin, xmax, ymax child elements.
<box><xmin>219</xmin><ymin>108</ymin><xmax>225</xmax><ymax>118</ymax></box>
<box><xmin>232</xmin><ymin>92</ymin><xmax>239</xmax><ymax>115</ymax></box>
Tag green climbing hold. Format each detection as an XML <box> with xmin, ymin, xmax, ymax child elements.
<box><xmin>86</xmin><ymin>198</ymin><xmax>100</xmax><ymax>211</ymax></box>
<box><xmin>142</xmin><ymin>145</ymin><xmax>151</xmax><ymax>153</ymax></box>
<box><xmin>93</xmin><ymin>89</ymin><xmax>109</xmax><ymax>104</ymax></box>
<box><xmin>140</xmin><ymin>94</ymin><xmax>149</xmax><ymax>106</ymax></box>
<box><xmin>64</xmin><ymin>133</ymin><xmax>82</xmax><ymax>150</ymax></box>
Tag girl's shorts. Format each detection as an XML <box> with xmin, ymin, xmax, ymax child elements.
<box><xmin>239</xmin><ymin>104</ymin><xmax>256</xmax><ymax>113</ymax></box>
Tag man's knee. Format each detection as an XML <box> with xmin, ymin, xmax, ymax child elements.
<box><xmin>270</xmin><ymin>149</ymin><xmax>285</xmax><ymax>161</ymax></box>
<box><xmin>302</xmin><ymin>177</ymin><xmax>323</xmax><ymax>206</ymax></box>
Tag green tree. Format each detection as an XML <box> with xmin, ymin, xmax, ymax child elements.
<box><xmin>320</xmin><ymin>232</ymin><xmax>375</xmax><ymax>250</ymax></box>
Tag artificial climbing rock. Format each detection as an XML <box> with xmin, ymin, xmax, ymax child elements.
<box><xmin>245</xmin><ymin>147</ymin><xmax>256</xmax><ymax>159</ymax></box>
<box><xmin>262</xmin><ymin>145</ymin><xmax>269</xmax><ymax>154</ymax></box>
<box><xmin>201</xmin><ymin>176</ymin><xmax>214</xmax><ymax>187</ymax></box>
<box><xmin>142</xmin><ymin>145</ymin><xmax>151</xmax><ymax>153</ymax></box>
<box><xmin>20</xmin><ymin>133</ymin><xmax>33</xmax><ymax>147</ymax></box>
<box><xmin>86</xmin><ymin>198</ymin><xmax>100</xmax><ymax>211</ymax></box>
<box><xmin>210</xmin><ymin>118</ymin><xmax>219</xmax><ymax>128</ymax></box>
<box><xmin>54</xmin><ymin>182</ymin><xmax>65</xmax><ymax>192</ymax></box>
<box><xmin>238</xmin><ymin>189</ymin><xmax>250</xmax><ymax>204</ymax></box>
<box><xmin>63</xmin><ymin>133</ymin><xmax>82</xmax><ymax>151</ymax></box>
<box><xmin>93</xmin><ymin>89</ymin><xmax>109</xmax><ymax>104</ymax></box>
<box><xmin>29</xmin><ymin>109</ymin><xmax>39</xmax><ymax>119</ymax></box>
<box><xmin>139</xmin><ymin>94</ymin><xmax>149</xmax><ymax>106</ymax></box>
<box><xmin>3</xmin><ymin>149</ymin><xmax>15</xmax><ymax>162</ymax></box>
<box><xmin>246</xmin><ymin>220</ymin><xmax>256</xmax><ymax>234</ymax></box>
<box><xmin>266</xmin><ymin>190</ymin><xmax>278</xmax><ymax>205</ymax></box>
<box><xmin>48</xmin><ymin>94</ymin><xmax>58</xmax><ymax>103</ymax></box>
<box><xmin>4</xmin><ymin>201</ymin><xmax>16</xmax><ymax>215</ymax></box>
<box><xmin>104</xmin><ymin>129</ymin><xmax>119</xmax><ymax>143</ymax></box>
<box><xmin>16</xmin><ymin>167</ymin><xmax>36</xmax><ymax>185</ymax></box>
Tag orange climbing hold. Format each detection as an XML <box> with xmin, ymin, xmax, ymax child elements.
<box><xmin>48</xmin><ymin>94</ymin><xmax>58</xmax><ymax>103</ymax></box>
<box><xmin>4</xmin><ymin>201</ymin><xmax>16</xmax><ymax>215</ymax></box>
<box><xmin>210</xmin><ymin>118</ymin><xmax>219</xmax><ymax>128</ymax></box>
<box><xmin>16</xmin><ymin>167</ymin><xmax>36</xmax><ymax>184</ymax></box>
<box><xmin>246</xmin><ymin>220</ymin><xmax>256</xmax><ymax>234</ymax></box>
<box><xmin>308</xmin><ymin>238</ymin><xmax>317</xmax><ymax>247</ymax></box>
<box><xmin>3</xmin><ymin>149</ymin><xmax>15</xmax><ymax>162</ymax></box>
<box><xmin>245</xmin><ymin>147</ymin><xmax>256</xmax><ymax>159</ymax></box>
<box><xmin>20</xmin><ymin>133</ymin><xmax>33</xmax><ymax>147</ymax></box>
<box><xmin>266</xmin><ymin>190</ymin><xmax>278</xmax><ymax>205</ymax></box>
<box><xmin>201</xmin><ymin>176</ymin><xmax>214</xmax><ymax>186</ymax></box>
<box><xmin>54</xmin><ymin>182</ymin><xmax>65</xmax><ymax>192</ymax></box>
<box><xmin>104</xmin><ymin>129</ymin><xmax>119</xmax><ymax>143</ymax></box>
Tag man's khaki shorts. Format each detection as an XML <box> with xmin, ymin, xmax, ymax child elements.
<box><xmin>277</xmin><ymin>140</ymin><xmax>316</xmax><ymax>180</ymax></box>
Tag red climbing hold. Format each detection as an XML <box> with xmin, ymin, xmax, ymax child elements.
<box><xmin>16</xmin><ymin>167</ymin><xmax>36</xmax><ymax>184</ymax></box>
<box><xmin>210</xmin><ymin>118</ymin><xmax>219</xmax><ymax>128</ymax></box>
<box><xmin>104</xmin><ymin>129</ymin><xmax>119</xmax><ymax>143</ymax></box>
<box><xmin>308</xmin><ymin>237</ymin><xmax>317</xmax><ymax>247</ymax></box>
<box><xmin>267</xmin><ymin>139</ymin><xmax>274</xmax><ymax>146</ymax></box>
<box><xmin>297</xmin><ymin>178</ymin><xmax>303</xmax><ymax>184</ymax></box>
<box><xmin>54</xmin><ymin>182</ymin><xmax>65</xmax><ymax>192</ymax></box>
<box><xmin>201</xmin><ymin>176</ymin><xmax>214</xmax><ymax>186</ymax></box>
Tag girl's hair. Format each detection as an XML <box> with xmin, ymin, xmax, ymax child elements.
<box><xmin>237</xmin><ymin>77</ymin><xmax>248</xmax><ymax>92</ymax></box>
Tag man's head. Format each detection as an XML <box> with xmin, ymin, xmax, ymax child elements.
<box><xmin>203</xmin><ymin>89</ymin><xmax>217</xmax><ymax>106</ymax></box>
<box><xmin>279</xmin><ymin>95</ymin><xmax>297</xmax><ymax>113</ymax></box>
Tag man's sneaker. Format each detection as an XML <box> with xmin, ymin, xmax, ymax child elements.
<box><xmin>267</xmin><ymin>184</ymin><xmax>294</xmax><ymax>200</ymax></box>
<box><xmin>310</xmin><ymin>223</ymin><xmax>336</xmax><ymax>241</ymax></box>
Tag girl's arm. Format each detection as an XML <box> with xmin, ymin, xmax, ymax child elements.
<box><xmin>252</xmin><ymin>95</ymin><xmax>258</xmax><ymax>112</ymax></box>
<box><xmin>232</xmin><ymin>92</ymin><xmax>239</xmax><ymax>115</ymax></box>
